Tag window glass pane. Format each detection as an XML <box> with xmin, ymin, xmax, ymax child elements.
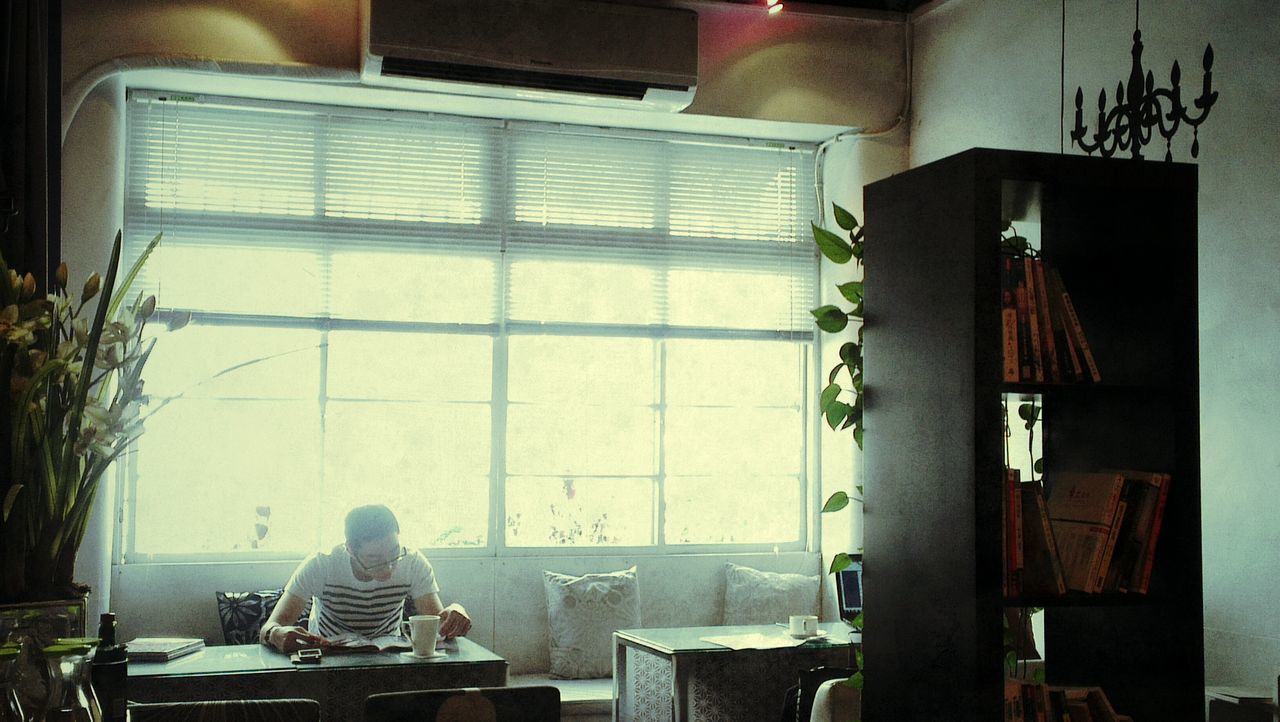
<box><xmin>513</xmin><ymin>133</ymin><xmax>657</xmax><ymax>229</ymax></box>
<box><xmin>508</xmin><ymin>336</ymin><xmax>653</xmax><ymax>404</ymax></box>
<box><xmin>324</xmin><ymin>402</ymin><xmax>491</xmax><ymax>547</ymax></box>
<box><xmin>152</xmin><ymin>244</ymin><xmax>323</xmax><ymax>316</ymax></box>
<box><xmin>143</xmin><ymin>325</ymin><xmax>321</xmax><ymax>400</ymax></box>
<box><xmin>329</xmin><ymin>250</ymin><xmax>498</xmax><ymax>323</ymax></box>
<box><xmin>136</xmin><ymin>105</ymin><xmax>316</xmax><ymax>217</ymax></box>
<box><xmin>507</xmin><ymin>259</ymin><xmax>657</xmax><ymax>325</ymax></box>
<box><xmin>323</xmin><ymin>116</ymin><xmax>490</xmax><ymax>224</ymax></box>
<box><xmin>666</xmin><ymin>339</ymin><xmax>803</xmax><ymax>407</ymax></box>
<box><xmin>668</xmin><ymin>266</ymin><xmax>807</xmax><ymax>330</ymax></box>
<box><xmin>666</xmin><ymin>476</ymin><xmax>799</xmax><ymax>544</ymax></box>
<box><xmin>506</xmin><ymin>477</ymin><xmax>653</xmax><ymax>547</ymax></box>
<box><xmin>664</xmin><ymin>407</ymin><xmax>802</xmax><ymax>476</ymax></box>
<box><xmin>327</xmin><ymin>331</ymin><xmax>492</xmax><ymax>401</ymax></box>
<box><xmin>132</xmin><ymin>399</ymin><xmax>322</xmax><ymax>554</ymax></box>
<box><xmin>507</xmin><ymin>405</ymin><xmax>655</xmax><ymax>476</ymax></box>
<box><xmin>669</xmin><ymin>143</ymin><xmax>808</xmax><ymax>242</ymax></box>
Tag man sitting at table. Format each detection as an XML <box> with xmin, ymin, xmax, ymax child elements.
<box><xmin>260</xmin><ymin>504</ymin><xmax>472</xmax><ymax>653</ymax></box>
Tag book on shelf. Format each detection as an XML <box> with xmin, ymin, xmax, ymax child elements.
<box><xmin>999</xmin><ymin>257</ymin><xmax>1098</xmax><ymax>385</ymax></box>
<box><xmin>125</xmin><ymin>637</ymin><xmax>204</xmax><ymax>662</ymax></box>
<box><xmin>1045</xmin><ymin>471</ymin><xmax>1126</xmax><ymax>593</ymax></box>
<box><xmin>1018</xmin><ymin>479</ymin><xmax>1067</xmax><ymax>596</ymax></box>
<box><xmin>1133</xmin><ymin>471</ymin><xmax>1172</xmax><ymax>594</ymax></box>
<box><xmin>1005</xmin><ymin>468</ymin><xmax>1024</xmax><ymax>596</ymax></box>
<box><xmin>1038</xmin><ymin>685</ymin><xmax>1129</xmax><ymax>722</ymax></box>
<box><xmin>1047</xmin><ymin>267</ymin><xmax>1101</xmax><ymax>383</ymax></box>
<box><xmin>1001</xmin><ymin>257</ymin><xmax>1021</xmax><ymax>383</ymax></box>
<box><xmin>1022</xmin><ymin>256</ymin><xmax>1045</xmax><ymax>383</ymax></box>
<box><xmin>1089</xmin><ymin>500</ymin><xmax>1128</xmax><ymax>593</ymax></box>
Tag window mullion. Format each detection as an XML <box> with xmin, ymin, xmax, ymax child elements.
<box><xmin>491</xmin><ymin>123</ymin><xmax>513</xmax><ymax>557</ymax></box>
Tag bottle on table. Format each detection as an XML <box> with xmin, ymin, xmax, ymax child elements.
<box><xmin>89</xmin><ymin>614</ymin><xmax>127</xmax><ymax>722</ymax></box>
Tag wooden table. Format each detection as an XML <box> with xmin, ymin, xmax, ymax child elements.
<box><xmin>613</xmin><ymin>623</ymin><xmax>859</xmax><ymax>722</ymax></box>
<box><xmin>128</xmin><ymin>639</ymin><xmax>507</xmax><ymax>721</ymax></box>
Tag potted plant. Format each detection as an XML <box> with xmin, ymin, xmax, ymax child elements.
<box><xmin>811</xmin><ymin>203</ymin><xmax>866</xmax><ymax>715</ymax></box>
<box><xmin>0</xmin><ymin>231</ymin><xmax>163</xmax><ymax>614</ymax></box>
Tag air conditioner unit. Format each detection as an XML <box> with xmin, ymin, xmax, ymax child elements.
<box><xmin>361</xmin><ymin>0</ymin><xmax>698</xmax><ymax>112</ymax></box>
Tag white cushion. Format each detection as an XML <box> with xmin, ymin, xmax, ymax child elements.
<box><xmin>542</xmin><ymin>566</ymin><xmax>640</xmax><ymax>679</ymax></box>
<box><xmin>721</xmin><ymin>562</ymin><xmax>819</xmax><ymax>625</ymax></box>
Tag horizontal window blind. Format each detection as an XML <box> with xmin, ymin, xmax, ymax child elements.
<box><xmin>124</xmin><ymin>91</ymin><xmax>818</xmax><ymax>333</ymax></box>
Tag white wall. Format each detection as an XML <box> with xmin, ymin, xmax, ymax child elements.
<box><xmin>910</xmin><ymin>0</ymin><xmax>1280</xmax><ymax>690</ymax></box>
<box><xmin>59</xmin><ymin>1</ymin><xmax>911</xmax><ymax>631</ymax></box>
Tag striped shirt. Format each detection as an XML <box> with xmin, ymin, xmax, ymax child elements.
<box><xmin>285</xmin><ymin>545</ymin><xmax>438</xmax><ymax>638</ymax></box>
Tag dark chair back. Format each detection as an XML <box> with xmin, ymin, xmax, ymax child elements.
<box><xmin>779</xmin><ymin>666</ymin><xmax>857</xmax><ymax>722</ymax></box>
<box><xmin>128</xmin><ymin>698</ymin><xmax>320</xmax><ymax>722</ymax></box>
<box><xmin>365</xmin><ymin>686</ymin><xmax>560</xmax><ymax>722</ymax></box>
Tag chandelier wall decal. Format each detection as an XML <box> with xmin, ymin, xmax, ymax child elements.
<box><xmin>1070</xmin><ymin>2</ymin><xmax>1219</xmax><ymax>161</ymax></box>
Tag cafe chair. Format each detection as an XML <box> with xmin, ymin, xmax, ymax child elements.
<box><xmin>128</xmin><ymin>698</ymin><xmax>321</xmax><ymax>722</ymax></box>
<box><xmin>365</xmin><ymin>686</ymin><xmax>560</xmax><ymax>722</ymax></box>
<box><xmin>779</xmin><ymin>666</ymin><xmax>857</xmax><ymax>722</ymax></box>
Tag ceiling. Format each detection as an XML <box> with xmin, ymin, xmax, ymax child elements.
<box><xmin>796</xmin><ymin>0</ymin><xmax>932</xmax><ymax>10</ymax></box>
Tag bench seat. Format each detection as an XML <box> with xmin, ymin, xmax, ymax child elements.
<box><xmin>510</xmin><ymin>673</ymin><xmax>612</xmax><ymax>720</ymax></box>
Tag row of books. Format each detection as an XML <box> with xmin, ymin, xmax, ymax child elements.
<box><xmin>1001</xmin><ymin>256</ymin><xmax>1100</xmax><ymax>385</ymax></box>
<box><xmin>1003</xmin><ymin>469</ymin><xmax>1170</xmax><ymax>597</ymax></box>
<box><xmin>1005</xmin><ymin>680</ymin><xmax>1131</xmax><ymax>722</ymax></box>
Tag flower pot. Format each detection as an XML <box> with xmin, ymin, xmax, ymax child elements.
<box><xmin>0</xmin><ymin>596</ymin><xmax>89</xmax><ymax>715</ymax></box>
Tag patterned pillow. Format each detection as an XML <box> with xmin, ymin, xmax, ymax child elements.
<box><xmin>721</xmin><ymin>562</ymin><xmax>819</xmax><ymax>625</ymax></box>
<box><xmin>542</xmin><ymin>567</ymin><xmax>640</xmax><ymax>679</ymax></box>
<box><xmin>215</xmin><ymin>589</ymin><xmax>311</xmax><ymax>645</ymax></box>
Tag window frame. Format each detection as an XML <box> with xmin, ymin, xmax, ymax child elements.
<box><xmin>118</xmin><ymin>89</ymin><xmax>823</xmax><ymax>563</ymax></box>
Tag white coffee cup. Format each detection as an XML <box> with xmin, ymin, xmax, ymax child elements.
<box><xmin>789</xmin><ymin>614</ymin><xmax>819</xmax><ymax>637</ymax></box>
<box><xmin>401</xmin><ymin>614</ymin><xmax>441</xmax><ymax>656</ymax></box>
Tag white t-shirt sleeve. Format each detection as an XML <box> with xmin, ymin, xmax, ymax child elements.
<box><xmin>406</xmin><ymin>551</ymin><xmax>440</xmax><ymax>599</ymax></box>
<box><xmin>284</xmin><ymin>552</ymin><xmax>326</xmax><ymax>601</ymax></box>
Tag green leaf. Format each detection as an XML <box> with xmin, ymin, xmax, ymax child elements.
<box><xmin>1018</xmin><ymin>402</ymin><xmax>1038</xmax><ymax>422</ymax></box>
<box><xmin>829</xmin><ymin>552</ymin><xmax>854</xmax><ymax>574</ymax></box>
<box><xmin>837</xmin><ymin>281</ymin><xmax>864</xmax><ymax>305</ymax></box>
<box><xmin>851</xmin><ymin>611</ymin><xmax>864</xmax><ymax>632</ymax></box>
<box><xmin>822</xmin><ymin>491</ymin><xmax>850</xmax><ymax>513</ymax></box>
<box><xmin>820</xmin><ymin>383</ymin><xmax>842</xmax><ymax>411</ymax></box>
<box><xmin>855</xmin><ymin>485</ymin><xmax>864</xmax><ymax>496</ymax></box>
<box><xmin>1034</xmin><ymin>458</ymin><xmax>1044</xmax><ymax>474</ymax></box>
<box><xmin>853</xmin><ymin>425</ymin><xmax>864</xmax><ymax>450</ymax></box>
<box><xmin>1033</xmin><ymin>667</ymin><xmax>1046</xmax><ymax>684</ymax></box>
<box><xmin>825</xmin><ymin>400</ymin><xmax>853</xmax><ymax>429</ymax></box>
<box><xmin>813</xmin><ymin>223</ymin><xmax>853</xmax><ymax>264</ymax></box>
<box><xmin>840</xmin><ymin>413</ymin><xmax>857</xmax><ymax>431</ymax></box>
<box><xmin>850</xmin><ymin>671</ymin><xmax>864</xmax><ymax>690</ymax></box>
<box><xmin>839</xmin><ymin>342</ymin><xmax>860</xmax><ymax>366</ymax></box>
<box><xmin>827</xmin><ymin>363</ymin><xmax>846</xmax><ymax>384</ymax></box>
<box><xmin>851</xmin><ymin>372</ymin><xmax>863</xmax><ymax>394</ymax></box>
<box><xmin>811</xmin><ymin>306</ymin><xmax>849</xmax><ymax>334</ymax></box>
<box><xmin>2</xmin><ymin>484</ymin><xmax>22</xmax><ymax>521</ymax></box>
<box><xmin>833</xmin><ymin>204</ymin><xmax>859</xmax><ymax>231</ymax></box>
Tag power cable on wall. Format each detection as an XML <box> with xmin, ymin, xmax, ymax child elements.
<box><xmin>814</xmin><ymin>14</ymin><xmax>913</xmax><ymax>221</ymax></box>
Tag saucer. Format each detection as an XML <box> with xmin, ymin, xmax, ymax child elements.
<box><xmin>400</xmin><ymin>650</ymin><xmax>444</xmax><ymax>659</ymax></box>
<box><xmin>787</xmin><ymin>629</ymin><xmax>829</xmax><ymax>640</ymax></box>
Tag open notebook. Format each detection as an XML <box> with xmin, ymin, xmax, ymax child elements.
<box><xmin>321</xmin><ymin>633</ymin><xmax>453</xmax><ymax>654</ymax></box>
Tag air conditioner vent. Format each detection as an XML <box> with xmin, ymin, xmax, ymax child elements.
<box><xmin>380</xmin><ymin>58</ymin><xmax>673</xmax><ymax>101</ymax></box>
<box><xmin>361</xmin><ymin>0</ymin><xmax>697</xmax><ymax>112</ymax></box>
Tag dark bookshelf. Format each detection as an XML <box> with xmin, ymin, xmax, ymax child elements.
<box><xmin>861</xmin><ymin>148</ymin><xmax>1201</xmax><ymax>721</ymax></box>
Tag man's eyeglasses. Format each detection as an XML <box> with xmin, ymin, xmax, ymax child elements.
<box><xmin>351</xmin><ymin>546</ymin><xmax>409</xmax><ymax>573</ymax></box>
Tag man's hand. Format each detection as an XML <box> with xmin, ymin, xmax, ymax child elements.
<box><xmin>266</xmin><ymin>624</ymin><xmax>329</xmax><ymax>653</ymax></box>
<box><xmin>439</xmin><ymin>604</ymin><xmax>471</xmax><ymax>639</ymax></box>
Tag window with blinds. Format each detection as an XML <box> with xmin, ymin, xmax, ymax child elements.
<box><xmin>122</xmin><ymin>90</ymin><xmax>818</xmax><ymax>560</ymax></box>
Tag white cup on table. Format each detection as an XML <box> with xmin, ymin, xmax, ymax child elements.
<box><xmin>788</xmin><ymin>614</ymin><xmax>819</xmax><ymax>637</ymax></box>
<box><xmin>401</xmin><ymin>614</ymin><xmax>441</xmax><ymax>657</ymax></box>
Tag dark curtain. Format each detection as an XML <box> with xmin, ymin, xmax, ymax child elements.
<box><xmin>1</xmin><ymin>0</ymin><xmax>60</xmax><ymax>286</ymax></box>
